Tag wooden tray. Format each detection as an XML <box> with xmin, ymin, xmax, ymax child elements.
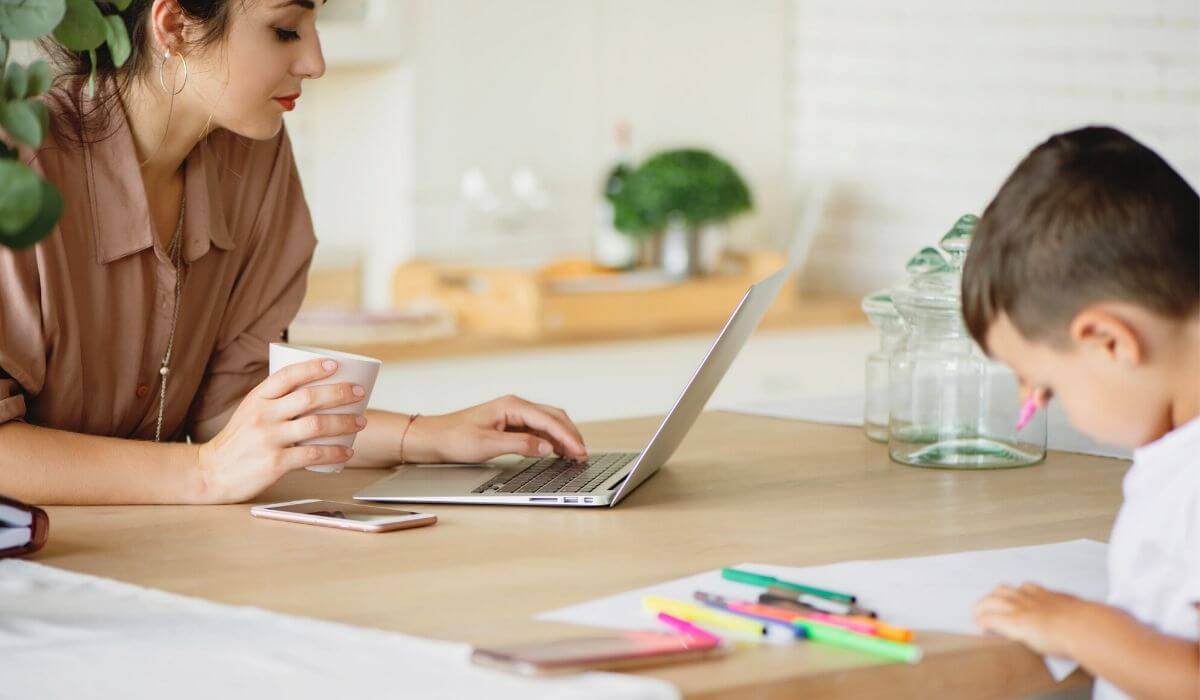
<box><xmin>391</xmin><ymin>251</ymin><xmax>848</xmax><ymax>342</ymax></box>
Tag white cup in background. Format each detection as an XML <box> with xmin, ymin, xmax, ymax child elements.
<box><xmin>268</xmin><ymin>343</ymin><xmax>382</xmax><ymax>473</ymax></box>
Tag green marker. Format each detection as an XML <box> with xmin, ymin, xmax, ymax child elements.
<box><xmin>721</xmin><ymin>567</ymin><xmax>856</xmax><ymax>604</ymax></box>
<box><xmin>794</xmin><ymin>619</ymin><xmax>923</xmax><ymax>664</ymax></box>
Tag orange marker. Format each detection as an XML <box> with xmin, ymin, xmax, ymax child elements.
<box><xmin>848</xmin><ymin>616</ymin><xmax>914</xmax><ymax>643</ymax></box>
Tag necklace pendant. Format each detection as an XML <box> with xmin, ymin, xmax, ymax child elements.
<box><xmin>159</xmin><ymin>366</ymin><xmax>170</xmax><ymax>377</ymax></box>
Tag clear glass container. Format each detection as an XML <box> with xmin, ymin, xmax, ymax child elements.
<box><xmin>887</xmin><ymin>216</ymin><xmax>1047</xmax><ymax>469</ymax></box>
<box><xmin>861</xmin><ymin>289</ymin><xmax>905</xmax><ymax>442</ymax></box>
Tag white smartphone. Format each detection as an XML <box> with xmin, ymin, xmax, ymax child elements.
<box><xmin>250</xmin><ymin>499</ymin><xmax>437</xmax><ymax>533</ymax></box>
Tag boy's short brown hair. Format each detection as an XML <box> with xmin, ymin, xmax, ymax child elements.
<box><xmin>962</xmin><ymin>126</ymin><xmax>1199</xmax><ymax>351</ymax></box>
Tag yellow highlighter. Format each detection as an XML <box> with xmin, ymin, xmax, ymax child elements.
<box><xmin>643</xmin><ymin>595</ymin><xmax>767</xmax><ymax>636</ymax></box>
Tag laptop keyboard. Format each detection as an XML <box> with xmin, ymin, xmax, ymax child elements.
<box><xmin>472</xmin><ymin>453</ymin><xmax>637</xmax><ymax>494</ymax></box>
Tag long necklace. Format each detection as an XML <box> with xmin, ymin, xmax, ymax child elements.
<box><xmin>154</xmin><ymin>190</ymin><xmax>187</xmax><ymax>443</ymax></box>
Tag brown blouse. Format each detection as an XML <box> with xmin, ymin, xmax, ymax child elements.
<box><xmin>0</xmin><ymin>90</ymin><xmax>316</xmax><ymax>441</ymax></box>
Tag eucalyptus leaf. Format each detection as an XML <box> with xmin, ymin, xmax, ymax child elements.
<box><xmin>111</xmin><ymin>0</ymin><xmax>131</xmax><ymax>11</ymax></box>
<box><xmin>0</xmin><ymin>0</ymin><xmax>66</xmax><ymax>41</ymax></box>
<box><xmin>52</xmin><ymin>0</ymin><xmax>105</xmax><ymax>51</ymax></box>
<box><xmin>0</xmin><ymin>178</ymin><xmax>60</xmax><ymax>248</ymax></box>
<box><xmin>0</xmin><ymin>98</ymin><xmax>40</xmax><ymax>147</ymax></box>
<box><xmin>27</xmin><ymin>60</ymin><xmax>52</xmax><ymax>97</ymax></box>
<box><xmin>3</xmin><ymin>61</ymin><xmax>26</xmax><ymax>100</ymax></box>
<box><xmin>26</xmin><ymin>97</ymin><xmax>46</xmax><ymax>136</ymax></box>
<box><xmin>103</xmin><ymin>15</ymin><xmax>129</xmax><ymax>67</ymax></box>
<box><xmin>0</xmin><ymin>159</ymin><xmax>42</xmax><ymax>234</ymax></box>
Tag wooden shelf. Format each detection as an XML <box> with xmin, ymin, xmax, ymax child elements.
<box><xmin>293</xmin><ymin>252</ymin><xmax>864</xmax><ymax>362</ymax></box>
<box><xmin>293</xmin><ymin>297</ymin><xmax>863</xmax><ymax>363</ymax></box>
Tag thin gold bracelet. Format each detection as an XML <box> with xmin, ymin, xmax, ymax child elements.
<box><xmin>399</xmin><ymin>414</ymin><xmax>420</xmax><ymax>465</ymax></box>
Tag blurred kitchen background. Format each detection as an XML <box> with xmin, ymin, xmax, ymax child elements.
<box><xmin>286</xmin><ymin>0</ymin><xmax>1199</xmax><ymax>424</ymax></box>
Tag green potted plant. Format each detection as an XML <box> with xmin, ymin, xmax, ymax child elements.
<box><xmin>1</xmin><ymin>0</ymin><xmax>131</xmax><ymax>250</ymax></box>
<box><xmin>606</xmin><ymin>148</ymin><xmax>752</xmax><ymax>276</ymax></box>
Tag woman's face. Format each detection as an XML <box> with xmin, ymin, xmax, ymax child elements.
<box><xmin>182</xmin><ymin>0</ymin><xmax>326</xmax><ymax>140</ymax></box>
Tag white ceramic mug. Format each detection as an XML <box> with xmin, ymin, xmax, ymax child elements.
<box><xmin>268</xmin><ymin>343</ymin><xmax>382</xmax><ymax>473</ymax></box>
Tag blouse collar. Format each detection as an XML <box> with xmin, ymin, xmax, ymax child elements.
<box><xmin>83</xmin><ymin>95</ymin><xmax>236</xmax><ymax>265</ymax></box>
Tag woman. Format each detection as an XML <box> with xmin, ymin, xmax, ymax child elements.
<box><xmin>0</xmin><ymin>0</ymin><xmax>588</xmax><ymax>505</ymax></box>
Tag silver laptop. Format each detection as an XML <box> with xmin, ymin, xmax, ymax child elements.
<box><xmin>354</xmin><ymin>267</ymin><xmax>790</xmax><ymax>508</ymax></box>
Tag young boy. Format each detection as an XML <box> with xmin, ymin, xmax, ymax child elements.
<box><xmin>962</xmin><ymin>126</ymin><xmax>1199</xmax><ymax>699</ymax></box>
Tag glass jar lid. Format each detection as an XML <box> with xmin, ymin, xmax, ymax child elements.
<box><xmin>892</xmin><ymin>246</ymin><xmax>960</xmax><ymax>313</ymax></box>
<box><xmin>892</xmin><ymin>215</ymin><xmax>979</xmax><ymax>314</ymax></box>
<box><xmin>939</xmin><ymin>214</ymin><xmax>977</xmax><ymax>270</ymax></box>
<box><xmin>861</xmin><ymin>288</ymin><xmax>899</xmax><ymax>319</ymax></box>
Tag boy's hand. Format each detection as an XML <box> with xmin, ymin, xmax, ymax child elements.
<box><xmin>974</xmin><ymin>583</ymin><xmax>1095</xmax><ymax>658</ymax></box>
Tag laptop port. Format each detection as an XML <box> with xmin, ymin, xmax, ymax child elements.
<box><xmin>529</xmin><ymin>497</ymin><xmax>558</xmax><ymax>503</ymax></box>
<box><xmin>564</xmin><ymin>497</ymin><xmax>578</xmax><ymax>503</ymax></box>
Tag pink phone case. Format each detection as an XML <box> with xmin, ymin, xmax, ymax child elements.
<box><xmin>471</xmin><ymin>631</ymin><xmax>726</xmax><ymax>675</ymax></box>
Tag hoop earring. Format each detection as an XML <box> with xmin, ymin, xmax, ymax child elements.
<box><xmin>159</xmin><ymin>50</ymin><xmax>189</xmax><ymax>96</ymax></box>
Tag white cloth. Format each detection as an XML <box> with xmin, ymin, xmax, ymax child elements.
<box><xmin>1095</xmin><ymin>417</ymin><xmax>1200</xmax><ymax>700</ymax></box>
<box><xmin>0</xmin><ymin>560</ymin><xmax>678</xmax><ymax>700</ymax></box>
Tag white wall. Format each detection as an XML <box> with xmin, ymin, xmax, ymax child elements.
<box><xmin>790</xmin><ymin>0</ymin><xmax>1200</xmax><ymax>296</ymax></box>
<box><xmin>293</xmin><ymin>0</ymin><xmax>792</xmax><ymax>302</ymax></box>
<box><xmin>292</xmin><ymin>0</ymin><xmax>1200</xmax><ymax>304</ymax></box>
<box><xmin>287</xmin><ymin>64</ymin><xmax>416</xmax><ymax>309</ymax></box>
<box><xmin>408</xmin><ymin>0</ymin><xmax>792</xmax><ymax>264</ymax></box>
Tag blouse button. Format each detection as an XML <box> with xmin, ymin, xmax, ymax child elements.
<box><xmin>136</xmin><ymin>384</ymin><xmax>150</xmax><ymax>398</ymax></box>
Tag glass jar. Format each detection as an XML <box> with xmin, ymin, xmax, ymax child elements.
<box><xmin>887</xmin><ymin>216</ymin><xmax>1047</xmax><ymax>469</ymax></box>
<box><xmin>861</xmin><ymin>289</ymin><xmax>905</xmax><ymax>442</ymax></box>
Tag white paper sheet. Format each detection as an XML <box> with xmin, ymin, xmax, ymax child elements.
<box><xmin>539</xmin><ymin>539</ymin><xmax>1109</xmax><ymax>682</ymax></box>
<box><xmin>719</xmin><ymin>393</ymin><xmax>1132</xmax><ymax>460</ymax></box>
<box><xmin>0</xmin><ymin>560</ymin><xmax>677</xmax><ymax>700</ymax></box>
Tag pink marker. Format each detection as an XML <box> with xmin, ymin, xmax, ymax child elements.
<box><xmin>1016</xmin><ymin>397</ymin><xmax>1039</xmax><ymax>431</ymax></box>
<box><xmin>657</xmin><ymin>612</ymin><xmax>722</xmax><ymax>643</ymax></box>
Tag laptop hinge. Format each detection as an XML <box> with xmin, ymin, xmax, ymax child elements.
<box><xmin>595</xmin><ymin>469</ymin><xmax>632</xmax><ymax>493</ymax></box>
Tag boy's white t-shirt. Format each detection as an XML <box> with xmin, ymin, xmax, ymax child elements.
<box><xmin>1095</xmin><ymin>416</ymin><xmax>1200</xmax><ymax>700</ymax></box>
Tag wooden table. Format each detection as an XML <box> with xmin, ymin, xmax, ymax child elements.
<box><xmin>33</xmin><ymin>413</ymin><xmax>1128</xmax><ymax>699</ymax></box>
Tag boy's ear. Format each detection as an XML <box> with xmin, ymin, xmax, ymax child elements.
<box><xmin>1068</xmin><ymin>305</ymin><xmax>1144</xmax><ymax>366</ymax></box>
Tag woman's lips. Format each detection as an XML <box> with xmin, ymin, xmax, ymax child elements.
<box><xmin>274</xmin><ymin>94</ymin><xmax>300</xmax><ymax>111</ymax></box>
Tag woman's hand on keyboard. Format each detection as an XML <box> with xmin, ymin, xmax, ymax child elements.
<box><xmin>403</xmin><ymin>395</ymin><xmax>588</xmax><ymax>464</ymax></box>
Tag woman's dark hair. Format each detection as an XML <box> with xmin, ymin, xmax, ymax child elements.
<box><xmin>962</xmin><ymin>126</ymin><xmax>1199</xmax><ymax>352</ymax></box>
<box><xmin>39</xmin><ymin>1</ymin><xmax>238</xmax><ymax>144</ymax></box>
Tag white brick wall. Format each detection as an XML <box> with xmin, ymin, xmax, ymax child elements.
<box><xmin>790</xmin><ymin>0</ymin><xmax>1200</xmax><ymax>295</ymax></box>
